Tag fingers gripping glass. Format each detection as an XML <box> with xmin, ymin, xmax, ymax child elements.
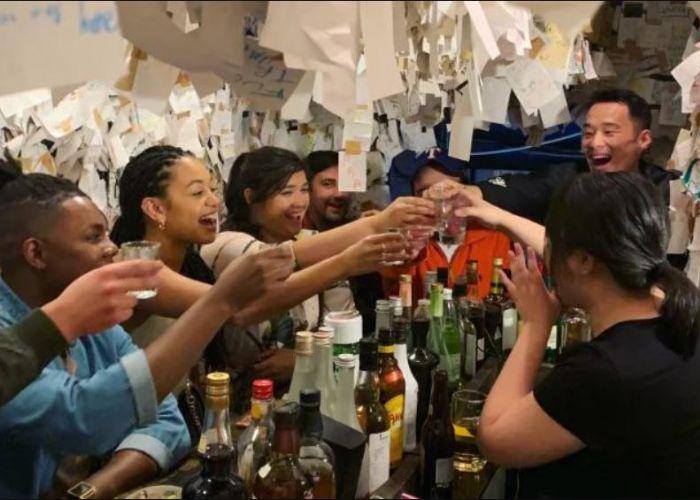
<box><xmin>381</xmin><ymin>228</ymin><xmax>407</xmax><ymax>266</ymax></box>
<box><xmin>120</xmin><ymin>241</ymin><xmax>161</xmax><ymax>299</ymax></box>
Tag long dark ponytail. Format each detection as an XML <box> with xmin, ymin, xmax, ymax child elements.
<box><xmin>546</xmin><ymin>172</ymin><xmax>700</xmax><ymax>357</ymax></box>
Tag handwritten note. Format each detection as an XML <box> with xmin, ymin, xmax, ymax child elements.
<box><xmin>504</xmin><ymin>58</ymin><xmax>560</xmax><ymax>115</ymax></box>
<box><xmin>339</xmin><ymin>151</ymin><xmax>367</xmax><ymax>193</ymax></box>
<box><xmin>0</xmin><ymin>2</ymin><xmax>125</xmax><ymax>95</ymax></box>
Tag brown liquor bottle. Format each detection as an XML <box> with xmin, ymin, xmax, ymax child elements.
<box><xmin>377</xmin><ymin>328</ymin><xmax>406</xmax><ymax>470</ymax></box>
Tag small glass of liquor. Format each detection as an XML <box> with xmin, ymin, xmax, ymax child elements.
<box><xmin>381</xmin><ymin>227</ymin><xmax>408</xmax><ymax>266</ymax></box>
<box><xmin>404</xmin><ymin>225</ymin><xmax>434</xmax><ymax>260</ymax></box>
<box><xmin>120</xmin><ymin>240</ymin><xmax>161</xmax><ymax>299</ymax></box>
<box><xmin>426</xmin><ymin>184</ymin><xmax>454</xmax><ymax>233</ymax></box>
<box><xmin>451</xmin><ymin>389</ymin><xmax>487</xmax><ymax>473</ymax></box>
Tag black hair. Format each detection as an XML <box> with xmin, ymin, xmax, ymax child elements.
<box><xmin>111</xmin><ymin>145</ymin><xmax>195</xmax><ymax>244</ymax></box>
<box><xmin>0</xmin><ymin>159</ymin><xmax>88</xmax><ymax>264</ymax></box>
<box><xmin>305</xmin><ymin>150</ymin><xmax>339</xmax><ymax>183</ymax></box>
<box><xmin>223</xmin><ymin>146</ymin><xmax>306</xmax><ymax>237</ymax></box>
<box><xmin>582</xmin><ymin>88</ymin><xmax>652</xmax><ymax>131</ymax></box>
<box><xmin>546</xmin><ymin>172</ymin><xmax>700</xmax><ymax>357</ymax></box>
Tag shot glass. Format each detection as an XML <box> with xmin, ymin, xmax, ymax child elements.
<box><xmin>381</xmin><ymin>227</ymin><xmax>407</xmax><ymax>266</ymax></box>
<box><xmin>120</xmin><ymin>241</ymin><xmax>161</xmax><ymax>299</ymax></box>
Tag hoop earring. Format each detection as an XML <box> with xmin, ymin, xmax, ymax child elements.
<box><xmin>158</xmin><ymin>219</ymin><xmax>166</xmax><ymax>231</ymax></box>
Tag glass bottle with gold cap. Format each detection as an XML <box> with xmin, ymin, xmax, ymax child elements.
<box><xmin>312</xmin><ymin>329</ymin><xmax>337</xmax><ymax>417</ymax></box>
<box><xmin>484</xmin><ymin>258</ymin><xmax>508</xmax><ymax>360</ymax></box>
<box><xmin>183</xmin><ymin>372</ymin><xmax>247</xmax><ymax>500</ymax></box>
<box><xmin>285</xmin><ymin>331</ymin><xmax>314</xmax><ymax>403</ymax></box>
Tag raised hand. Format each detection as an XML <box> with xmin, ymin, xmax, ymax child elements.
<box><xmin>377</xmin><ymin>196</ymin><xmax>436</xmax><ymax>230</ymax></box>
<box><xmin>339</xmin><ymin>232</ymin><xmax>411</xmax><ymax>276</ymax></box>
<box><xmin>41</xmin><ymin>260</ymin><xmax>163</xmax><ymax>342</ymax></box>
<box><xmin>500</xmin><ymin>243</ymin><xmax>560</xmax><ymax>330</ymax></box>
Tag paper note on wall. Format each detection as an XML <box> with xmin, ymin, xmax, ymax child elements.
<box><xmin>448</xmin><ymin>86</ymin><xmax>475</xmax><ymax>161</ymax></box>
<box><xmin>339</xmin><ymin>151</ymin><xmax>367</xmax><ymax>192</ymax></box>
<box><xmin>0</xmin><ymin>2</ymin><xmax>126</xmax><ymax>95</ymax></box>
<box><xmin>359</xmin><ymin>1</ymin><xmax>404</xmax><ymax>101</ymax></box>
<box><xmin>132</xmin><ymin>55</ymin><xmax>181</xmax><ymax>114</ymax></box>
<box><xmin>504</xmin><ymin>58</ymin><xmax>560</xmax><ymax>115</ymax></box>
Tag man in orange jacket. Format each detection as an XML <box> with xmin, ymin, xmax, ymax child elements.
<box><xmin>384</xmin><ymin>148</ymin><xmax>511</xmax><ymax>302</ymax></box>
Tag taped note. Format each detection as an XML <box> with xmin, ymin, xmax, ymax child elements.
<box><xmin>339</xmin><ymin>151</ymin><xmax>367</xmax><ymax>192</ymax></box>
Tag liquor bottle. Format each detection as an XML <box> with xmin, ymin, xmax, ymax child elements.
<box><xmin>424</xmin><ymin>270</ymin><xmax>438</xmax><ymax>299</ymax></box>
<box><xmin>452</xmin><ymin>273</ymin><xmax>468</xmax><ymax>300</ymax></box>
<box><xmin>299</xmin><ymin>389</ymin><xmax>337</xmax><ymax>499</ymax></box>
<box><xmin>312</xmin><ymin>329</ymin><xmax>337</xmax><ymax>417</ymax></box>
<box><xmin>560</xmin><ymin>307</ymin><xmax>591</xmax><ymax>351</ymax></box>
<box><xmin>460</xmin><ymin>261</ymin><xmax>485</xmax><ymax>383</ymax></box>
<box><xmin>441</xmin><ymin>288</ymin><xmax>463</xmax><ymax>391</ymax></box>
<box><xmin>374</xmin><ymin>299</ymin><xmax>393</xmax><ymax>337</ymax></box>
<box><xmin>437</xmin><ymin>267</ymin><xmax>449</xmax><ymax>287</ymax></box>
<box><xmin>377</xmin><ymin>328</ymin><xmax>406</xmax><ymax>469</ymax></box>
<box><xmin>544</xmin><ymin>321</ymin><xmax>563</xmax><ymax>364</ymax></box>
<box><xmin>285</xmin><ymin>331</ymin><xmax>314</xmax><ymax>404</ymax></box>
<box><xmin>484</xmin><ymin>258</ymin><xmax>508</xmax><ymax>360</ymax></box>
<box><xmin>393</xmin><ymin>275</ymin><xmax>413</xmax><ymax>350</ymax></box>
<box><xmin>355</xmin><ymin>338</ymin><xmax>391</xmax><ymax>495</ymax></box>
<box><xmin>427</xmin><ymin>284</ymin><xmax>460</xmax><ymax>390</ymax></box>
<box><xmin>252</xmin><ymin>402</ymin><xmax>311</xmax><ymax>499</ymax></box>
<box><xmin>237</xmin><ymin>379</ymin><xmax>274</xmax><ymax>492</ymax></box>
<box><xmin>394</xmin><ymin>278</ymin><xmax>418</xmax><ymax>453</ymax></box>
<box><xmin>183</xmin><ymin>372</ymin><xmax>247</xmax><ymax>500</ymax></box>
<box><xmin>333</xmin><ymin>354</ymin><xmax>363</xmax><ymax>432</ymax></box>
<box><xmin>408</xmin><ymin>308</ymin><xmax>439</xmax><ymax>451</ymax></box>
<box><xmin>420</xmin><ymin>370</ymin><xmax>455</xmax><ymax>500</ymax></box>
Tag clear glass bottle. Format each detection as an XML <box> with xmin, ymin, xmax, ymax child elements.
<box><xmin>299</xmin><ymin>389</ymin><xmax>337</xmax><ymax>499</ymax></box>
<box><xmin>237</xmin><ymin>379</ymin><xmax>274</xmax><ymax>493</ymax></box>
<box><xmin>333</xmin><ymin>354</ymin><xmax>362</xmax><ymax>432</ymax></box>
<box><xmin>183</xmin><ymin>372</ymin><xmax>247</xmax><ymax>500</ymax></box>
<box><xmin>424</xmin><ymin>270</ymin><xmax>438</xmax><ymax>299</ymax></box>
<box><xmin>561</xmin><ymin>307</ymin><xmax>591</xmax><ymax>350</ymax></box>
<box><xmin>394</xmin><ymin>278</ymin><xmax>418</xmax><ymax>453</ymax></box>
<box><xmin>441</xmin><ymin>288</ymin><xmax>463</xmax><ymax>391</ymax></box>
<box><xmin>252</xmin><ymin>402</ymin><xmax>311</xmax><ymax>499</ymax></box>
<box><xmin>285</xmin><ymin>331</ymin><xmax>314</xmax><ymax>404</ymax></box>
<box><xmin>312</xmin><ymin>329</ymin><xmax>337</xmax><ymax>417</ymax></box>
<box><xmin>374</xmin><ymin>299</ymin><xmax>393</xmax><ymax>338</ymax></box>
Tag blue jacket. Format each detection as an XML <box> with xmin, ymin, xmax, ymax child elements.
<box><xmin>0</xmin><ymin>277</ymin><xmax>191</xmax><ymax>498</ymax></box>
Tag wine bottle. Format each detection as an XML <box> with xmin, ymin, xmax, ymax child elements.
<box><xmin>299</xmin><ymin>389</ymin><xmax>336</xmax><ymax>499</ymax></box>
<box><xmin>378</xmin><ymin>328</ymin><xmax>406</xmax><ymax>469</ymax></box>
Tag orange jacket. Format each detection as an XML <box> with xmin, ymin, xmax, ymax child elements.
<box><xmin>382</xmin><ymin>227</ymin><xmax>511</xmax><ymax>303</ymax></box>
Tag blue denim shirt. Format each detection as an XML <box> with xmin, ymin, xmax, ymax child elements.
<box><xmin>0</xmin><ymin>278</ymin><xmax>191</xmax><ymax>498</ymax></box>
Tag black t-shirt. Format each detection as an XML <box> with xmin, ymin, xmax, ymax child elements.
<box><xmin>477</xmin><ymin>160</ymin><xmax>679</xmax><ymax>225</ymax></box>
<box><xmin>521</xmin><ymin>318</ymin><xmax>700</xmax><ymax>498</ymax></box>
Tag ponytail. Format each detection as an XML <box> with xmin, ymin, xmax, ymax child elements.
<box><xmin>649</xmin><ymin>262</ymin><xmax>700</xmax><ymax>357</ymax></box>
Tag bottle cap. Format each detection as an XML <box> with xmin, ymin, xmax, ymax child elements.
<box><xmin>274</xmin><ymin>401</ymin><xmax>300</xmax><ymax>426</ymax></box>
<box><xmin>313</xmin><ymin>328</ymin><xmax>334</xmax><ymax>345</ymax></box>
<box><xmin>493</xmin><ymin>257</ymin><xmax>504</xmax><ymax>267</ymax></box>
<box><xmin>417</xmin><ymin>299</ymin><xmax>430</xmax><ymax>307</ymax></box>
<box><xmin>437</xmin><ymin>267</ymin><xmax>448</xmax><ymax>284</ymax></box>
<box><xmin>252</xmin><ymin>379</ymin><xmax>273</xmax><ymax>400</ymax></box>
<box><xmin>400</xmin><ymin>274</ymin><xmax>412</xmax><ymax>283</ymax></box>
<box><xmin>375</xmin><ymin>299</ymin><xmax>392</xmax><ymax>311</ymax></box>
<box><xmin>443</xmin><ymin>288</ymin><xmax>453</xmax><ymax>300</ymax></box>
<box><xmin>206</xmin><ymin>372</ymin><xmax>230</xmax><ymax>397</ymax></box>
<box><xmin>335</xmin><ymin>353</ymin><xmax>356</xmax><ymax>368</ymax></box>
<box><xmin>325</xmin><ymin>310</ymin><xmax>362</xmax><ymax>345</ymax></box>
<box><xmin>299</xmin><ymin>388</ymin><xmax>321</xmax><ymax>409</ymax></box>
<box><xmin>294</xmin><ymin>331</ymin><xmax>314</xmax><ymax>356</ymax></box>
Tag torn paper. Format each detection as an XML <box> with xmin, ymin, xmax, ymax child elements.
<box><xmin>338</xmin><ymin>151</ymin><xmax>367</xmax><ymax>192</ymax></box>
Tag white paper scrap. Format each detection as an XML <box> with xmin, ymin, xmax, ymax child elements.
<box><xmin>464</xmin><ymin>1</ymin><xmax>500</xmax><ymax>60</ymax></box>
<box><xmin>504</xmin><ymin>58</ymin><xmax>560</xmax><ymax>116</ymax></box>
<box><xmin>338</xmin><ymin>151</ymin><xmax>367</xmax><ymax>192</ymax></box>
<box><xmin>448</xmin><ymin>86</ymin><xmax>474</xmax><ymax>161</ymax></box>
<box><xmin>360</xmin><ymin>1</ymin><xmax>405</xmax><ymax>101</ymax></box>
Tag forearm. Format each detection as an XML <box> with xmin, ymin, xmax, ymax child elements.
<box><xmin>293</xmin><ymin>216</ymin><xmax>380</xmax><ymax>268</ymax></box>
<box><xmin>236</xmin><ymin>254</ymin><xmax>349</xmax><ymax>326</ymax></box>
<box><xmin>481</xmin><ymin>322</ymin><xmax>550</xmax><ymax>426</ymax></box>
<box><xmin>145</xmin><ymin>295</ymin><xmax>231</xmax><ymax>400</ymax></box>
<box><xmin>83</xmin><ymin>449</ymin><xmax>159</xmax><ymax>498</ymax></box>
<box><xmin>136</xmin><ymin>266</ymin><xmax>211</xmax><ymax>319</ymax></box>
<box><xmin>498</xmin><ymin>211</ymin><xmax>546</xmax><ymax>257</ymax></box>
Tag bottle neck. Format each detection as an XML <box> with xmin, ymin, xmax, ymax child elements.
<box><xmin>489</xmin><ymin>268</ymin><xmax>503</xmax><ymax>296</ymax></box>
<box><xmin>376</xmin><ymin>309</ymin><xmax>392</xmax><ymax>333</ymax></box>
<box><xmin>412</xmin><ymin>320</ymin><xmax>429</xmax><ymax>349</ymax></box>
<box><xmin>294</xmin><ymin>352</ymin><xmax>314</xmax><ymax>372</ymax></box>
<box><xmin>314</xmin><ymin>343</ymin><xmax>334</xmax><ymax>377</ymax></box>
<box><xmin>337</xmin><ymin>365</ymin><xmax>356</xmax><ymax>393</ymax></box>
<box><xmin>430</xmin><ymin>290</ymin><xmax>443</xmax><ymax>319</ymax></box>
<box><xmin>273</xmin><ymin>424</ymin><xmax>300</xmax><ymax>457</ymax></box>
<box><xmin>467</xmin><ymin>273</ymin><xmax>480</xmax><ymax>302</ymax></box>
<box><xmin>356</xmin><ymin>369</ymin><xmax>380</xmax><ymax>402</ymax></box>
<box><xmin>251</xmin><ymin>397</ymin><xmax>273</xmax><ymax>425</ymax></box>
<box><xmin>429</xmin><ymin>378</ymin><xmax>449</xmax><ymax>420</ymax></box>
<box><xmin>300</xmin><ymin>406</ymin><xmax>323</xmax><ymax>440</ymax></box>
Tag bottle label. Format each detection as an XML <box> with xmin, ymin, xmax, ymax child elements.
<box><xmin>384</xmin><ymin>395</ymin><xmax>405</xmax><ymax>464</ymax></box>
<box><xmin>368</xmin><ymin>431</ymin><xmax>390</xmax><ymax>492</ymax></box>
<box><xmin>502</xmin><ymin>307</ymin><xmax>518</xmax><ymax>350</ymax></box>
<box><xmin>436</xmin><ymin>457</ymin><xmax>454</xmax><ymax>486</ymax></box>
<box><xmin>477</xmin><ymin>336</ymin><xmax>485</xmax><ymax>362</ymax></box>
<box><xmin>378</xmin><ymin>345</ymin><xmax>395</xmax><ymax>354</ymax></box>
<box><xmin>403</xmin><ymin>385</ymin><xmax>418</xmax><ymax>451</ymax></box>
<box><xmin>258</xmin><ymin>463</ymin><xmax>271</xmax><ymax>480</ymax></box>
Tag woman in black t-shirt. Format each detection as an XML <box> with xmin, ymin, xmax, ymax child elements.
<box><xmin>477</xmin><ymin>172</ymin><xmax>700</xmax><ymax>498</ymax></box>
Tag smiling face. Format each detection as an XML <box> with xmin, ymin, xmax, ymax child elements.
<box><xmin>251</xmin><ymin>170</ymin><xmax>309</xmax><ymax>243</ymax></box>
<box><xmin>151</xmin><ymin>156</ymin><xmax>221</xmax><ymax>245</ymax></box>
<box><xmin>308</xmin><ymin>166</ymin><xmax>351</xmax><ymax>227</ymax></box>
<box><xmin>581</xmin><ymin>102</ymin><xmax>651</xmax><ymax>173</ymax></box>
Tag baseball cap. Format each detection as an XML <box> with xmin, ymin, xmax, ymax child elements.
<box><xmin>388</xmin><ymin>147</ymin><xmax>469</xmax><ymax>199</ymax></box>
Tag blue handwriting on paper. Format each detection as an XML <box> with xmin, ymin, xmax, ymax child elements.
<box><xmin>30</xmin><ymin>3</ymin><xmax>61</xmax><ymax>24</ymax></box>
<box><xmin>0</xmin><ymin>11</ymin><xmax>18</xmax><ymax>26</ymax></box>
<box><xmin>78</xmin><ymin>1</ymin><xmax>118</xmax><ymax>34</ymax></box>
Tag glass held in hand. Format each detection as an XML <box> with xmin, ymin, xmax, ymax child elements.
<box><xmin>120</xmin><ymin>241</ymin><xmax>161</xmax><ymax>299</ymax></box>
<box><xmin>381</xmin><ymin>228</ymin><xmax>408</xmax><ymax>266</ymax></box>
<box><xmin>404</xmin><ymin>225</ymin><xmax>435</xmax><ymax>260</ymax></box>
<box><xmin>451</xmin><ymin>389</ymin><xmax>487</xmax><ymax>473</ymax></box>
<box><xmin>426</xmin><ymin>184</ymin><xmax>454</xmax><ymax>233</ymax></box>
